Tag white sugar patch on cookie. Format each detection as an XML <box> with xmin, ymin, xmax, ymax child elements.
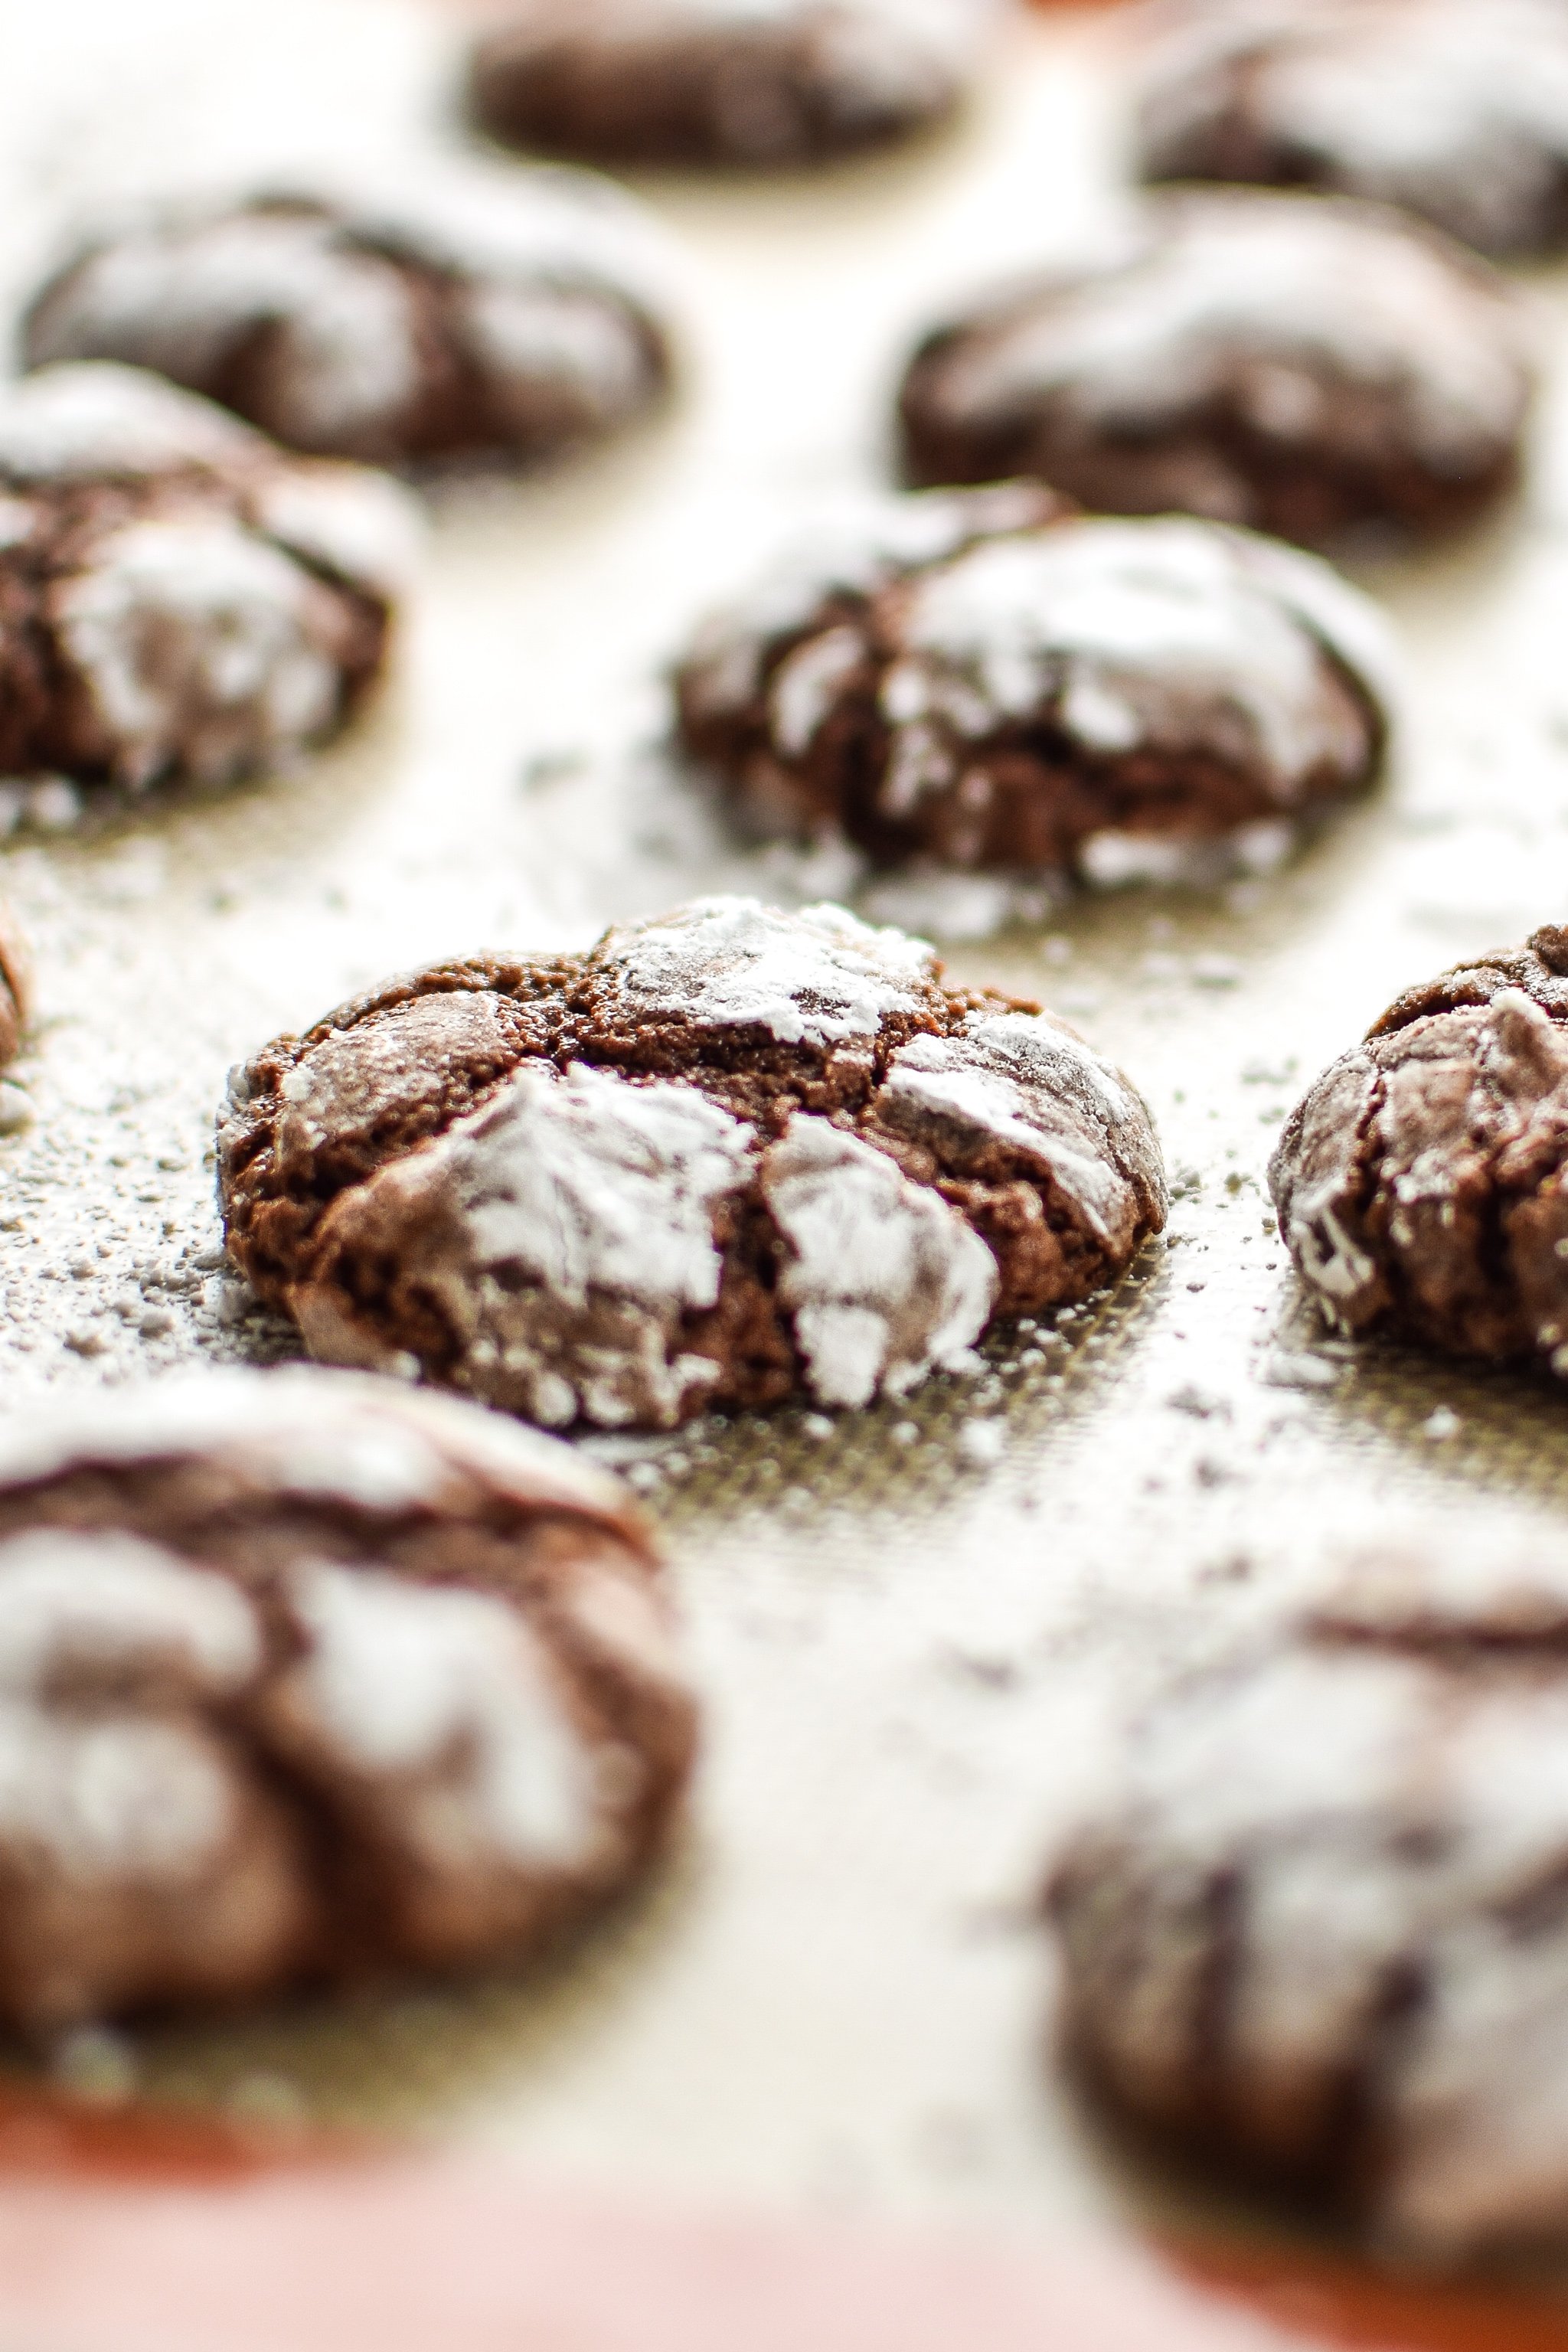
<box><xmin>0</xmin><ymin>1531</ymin><xmax>260</xmax><ymax>1695</ymax></box>
<box><xmin>54</xmin><ymin>514</ymin><xmax>341</xmax><ymax>789</ymax></box>
<box><xmin>763</xmin><ymin>1116</ymin><xmax>995</xmax><ymax>1407</ymax></box>
<box><xmin>301</xmin><ymin>1061</ymin><xmax>756</xmax><ymax>1432</ymax></box>
<box><xmin>0</xmin><ymin>1709</ymin><xmax>240</xmax><ymax>1878</ymax></box>
<box><xmin>890</xmin><ymin>518</ymin><xmax>1390</xmax><ymax>799</ymax></box>
<box><xmin>879</xmin><ymin>1013</ymin><xmax>1158</xmax><ymax>1246</ymax></box>
<box><xmin>597</xmin><ymin>893</ymin><xmax>936</xmax><ymax>1044</ymax></box>
<box><xmin>0</xmin><ymin>362</ymin><xmax>255</xmax><ymax>483</ymax></box>
<box><xmin>285</xmin><ymin>1562</ymin><xmax>596</xmax><ymax>1868</ymax></box>
<box><xmin>936</xmin><ymin>197</ymin><xmax>1529</xmax><ymax>468</ymax></box>
<box><xmin>251</xmin><ymin>462</ymin><xmax>423</xmax><ymax>600</ymax></box>
<box><xmin>454</xmin><ymin>1062</ymin><xmax>753</xmax><ymax>1309</ymax></box>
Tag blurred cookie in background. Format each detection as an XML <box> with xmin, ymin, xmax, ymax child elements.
<box><xmin>1049</xmin><ymin>1530</ymin><xmax>1568</xmax><ymax>2259</ymax></box>
<box><xmin>1272</xmin><ymin>924</ymin><xmax>1568</xmax><ymax>1380</ymax></box>
<box><xmin>1135</xmin><ymin>0</ymin><xmax>1568</xmax><ymax>260</ymax></box>
<box><xmin>897</xmin><ymin>191</ymin><xmax>1534</xmax><ymax>550</ymax></box>
<box><xmin>0</xmin><ymin>364</ymin><xmax>416</xmax><ymax>820</ymax></box>
<box><xmin>217</xmin><ymin>893</ymin><xmax>1168</xmax><ymax>1429</ymax></box>
<box><xmin>0</xmin><ymin>1368</ymin><xmax>697</xmax><ymax>2028</ymax></box>
<box><xmin>673</xmin><ymin>486</ymin><xmax>1394</xmax><ymax>888</ymax></box>
<box><xmin>22</xmin><ymin>166</ymin><xmax>675</xmax><ymax>472</ymax></box>
<box><xmin>466</xmin><ymin>0</ymin><xmax>991</xmax><ymax>171</ymax></box>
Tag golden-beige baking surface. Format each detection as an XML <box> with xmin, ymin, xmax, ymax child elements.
<box><xmin>5</xmin><ymin>0</ymin><xmax>1568</xmax><ymax>2252</ymax></box>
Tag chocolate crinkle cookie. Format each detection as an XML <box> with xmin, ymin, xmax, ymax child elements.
<box><xmin>674</xmin><ymin>486</ymin><xmax>1393</xmax><ymax>885</ymax></box>
<box><xmin>1271</xmin><ymin>925</ymin><xmax>1568</xmax><ymax>1375</ymax></box>
<box><xmin>0</xmin><ymin>363</ymin><xmax>416</xmax><ymax>807</ymax></box>
<box><xmin>1135</xmin><ymin>0</ymin><xmax>1568</xmax><ymax>261</ymax></box>
<box><xmin>466</xmin><ymin>0</ymin><xmax>985</xmax><ymax>170</ymax></box>
<box><xmin>0</xmin><ymin>1367</ymin><xmax>697</xmax><ymax>2029</ymax></box>
<box><xmin>1048</xmin><ymin>1535</ymin><xmax>1568</xmax><ymax>2259</ymax></box>
<box><xmin>21</xmin><ymin>167</ymin><xmax>674</xmax><ymax>470</ymax></box>
<box><xmin>218</xmin><ymin>895</ymin><xmax>1168</xmax><ymax>1430</ymax></box>
<box><xmin>897</xmin><ymin>191</ymin><xmax>1533</xmax><ymax>550</ymax></box>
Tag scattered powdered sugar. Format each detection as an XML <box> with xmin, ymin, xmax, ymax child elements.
<box><xmin>53</xmin><ymin>514</ymin><xmax>341</xmax><ymax>789</ymax></box>
<box><xmin>0</xmin><ymin>362</ymin><xmax>253</xmax><ymax>485</ymax></box>
<box><xmin>763</xmin><ymin>1116</ymin><xmax>996</xmax><ymax>1407</ymax></box>
<box><xmin>0</xmin><ymin>1530</ymin><xmax>260</xmax><ymax>1695</ymax></box>
<box><xmin>595</xmin><ymin>894</ymin><xmax>936</xmax><ymax>1044</ymax></box>
<box><xmin>891</xmin><ymin>518</ymin><xmax>1392</xmax><ymax>801</ymax></box>
<box><xmin>286</xmin><ymin>1560</ymin><xmax>596</xmax><ymax>1867</ymax></box>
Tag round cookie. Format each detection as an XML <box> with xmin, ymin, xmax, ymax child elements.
<box><xmin>0</xmin><ymin>1367</ymin><xmax>697</xmax><ymax>2028</ymax></box>
<box><xmin>0</xmin><ymin>363</ymin><xmax>416</xmax><ymax>807</ymax></box>
<box><xmin>897</xmin><ymin>191</ymin><xmax>1533</xmax><ymax>549</ymax></box>
<box><xmin>1271</xmin><ymin>924</ymin><xmax>1568</xmax><ymax>1377</ymax></box>
<box><xmin>466</xmin><ymin>0</ymin><xmax>984</xmax><ymax>170</ymax></box>
<box><xmin>1134</xmin><ymin>0</ymin><xmax>1568</xmax><ymax>261</ymax></box>
<box><xmin>22</xmin><ymin>168</ymin><xmax>675</xmax><ymax>470</ymax></box>
<box><xmin>1048</xmin><ymin>1537</ymin><xmax>1568</xmax><ymax>2258</ymax></box>
<box><xmin>673</xmin><ymin>488</ymin><xmax>1393</xmax><ymax>885</ymax></box>
<box><xmin>217</xmin><ymin>894</ymin><xmax>1168</xmax><ymax>1430</ymax></box>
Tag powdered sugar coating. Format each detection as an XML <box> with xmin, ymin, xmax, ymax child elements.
<box><xmin>1138</xmin><ymin>0</ymin><xmax>1568</xmax><ymax>260</ymax></box>
<box><xmin>879</xmin><ymin>1011</ymin><xmax>1168</xmax><ymax>1250</ymax></box>
<box><xmin>222</xmin><ymin>899</ymin><xmax>1168</xmax><ymax>1429</ymax></box>
<box><xmin>281</xmin><ymin>1563</ymin><xmax>596</xmax><ymax>1870</ymax></box>
<box><xmin>53</xmin><ymin>518</ymin><xmax>343</xmax><ymax>791</ymax></box>
<box><xmin>296</xmin><ymin>1062</ymin><xmax>755</xmax><ymax>1431</ymax></box>
<box><xmin>677</xmin><ymin>500</ymin><xmax>1390</xmax><ymax>878</ymax></box>
<box><xmin>0</xmin><ymin>363</ymin><xmax>413</xmax><ymax>802</ymax></box>
<box><xmin>1270</xmin><ymin>929</ymin><xmax>1568</xmax><ymax>1370</ymax></box>
<box><xmin>1050</xmin><ymin>1536</ymin><xmax>1568</xmax><ymax>2256</ymax></box>
<box><xmin>890</xmin><ymin>518</ymin><xmax>1391</xmax><ymax>808</ymax></box>
<box><xmin>593</xmin><ymin>895</ymin><xmax>939</xmax><ymax>1045</ymax></box>
<box><xmin>907</xmin><ymin>191</ymin><xmax>1531</xmax><ymax>487</ymax></box>
<box><xmin>0</xmin><ymin>1367</ymin><xmax>694</xmax><ymax>2024</ymax></box>
<box><xmin>24</xmin><ymin>166</ymin><xmax>675</xmax><ymax>468</ymax></box>
<box><xmin>763</xmin><ymin>1116</ymin><xmax>996</xmax><ymax>1406</ymax></box>
<box><xmin>0</xmin><ymin>1531</ymin><xmax>260</xmax><ymax>1697</ymax></box>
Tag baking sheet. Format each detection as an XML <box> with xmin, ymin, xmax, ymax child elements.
<box><xmin>6</xmin><ymin>0</ymin><xmax>1568</xmax><ymax>2314</ymax></box>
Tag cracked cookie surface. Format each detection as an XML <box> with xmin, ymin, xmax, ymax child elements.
<box><xmin>23</xmin><ymin>168</ymin><xmax>674</xmax><ymax>470</ymax></box>
<box><xmin>466</xmin><ymin>0</ymin><xmax>984</xmax><ymax>169</ymax></box>
<box><xmin>1049</xmin><ymin>1537</ymin><xmax>1568</xmax><ymax>2258</ymax></box>
<box><xmin>0</xmin><ymin>1367</ymin><xmax>696</xmax><ymax>2028</ymax></box>
<box><xmin>0</xmin><ymin>363</ymin><xmax>416</xmax><ymax>803</ymax></box>
<box><xmin>897</xmin><ymin>191</ymin><xmax>1533</xmax><ymax>550</ymax></box>
<box><xmin>1271</xmin><ymin>924</ymin><xmax>1568</xmax><ymax>1373</ymax></box>
<box><xmin>219</xmin><ymin>895</ymin><xmax>1168</xmax><ymax>1429</ymax></box>
<box><xmin>674</xmin><ymin>486</ymin><xmax>1393</xmax><ymax>884</ymax></box>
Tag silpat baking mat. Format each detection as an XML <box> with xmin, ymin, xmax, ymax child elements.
<box><xmin>5</xmin><ymin>0</ymin><xmax>1568</xmax><ymax>2342</ymax></box>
